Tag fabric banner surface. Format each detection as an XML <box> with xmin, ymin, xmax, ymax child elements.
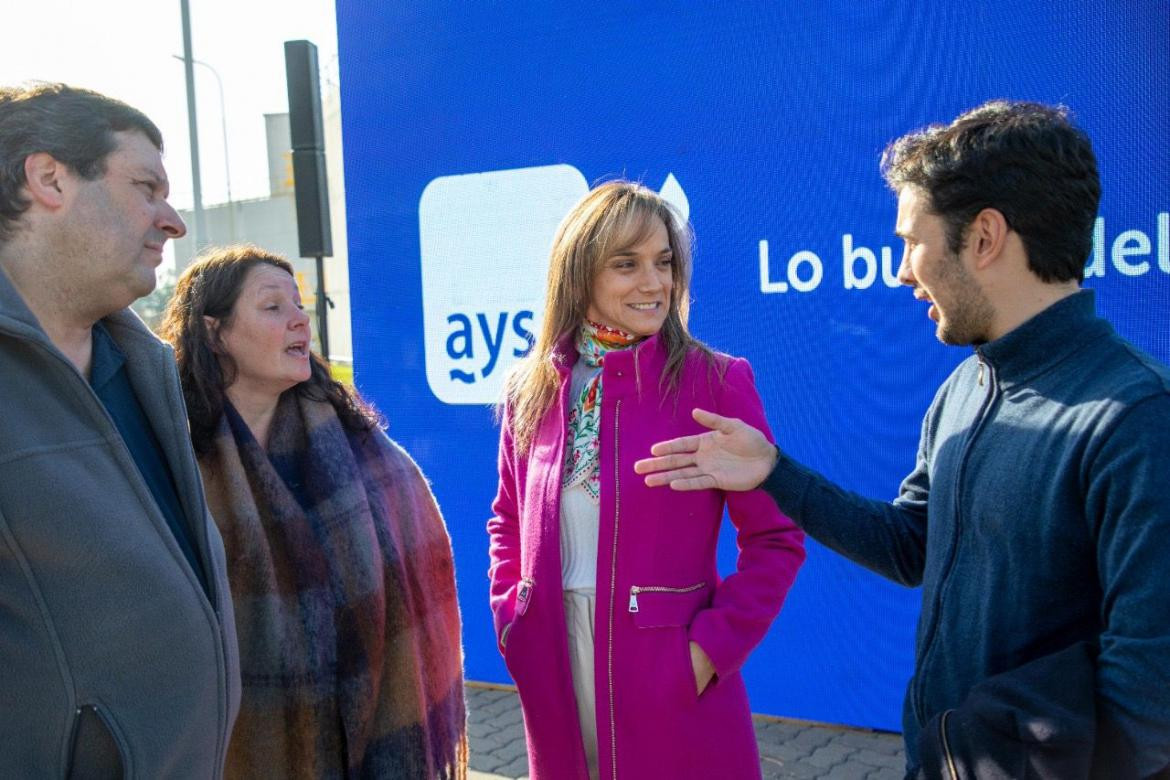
<box><xmin>335</xmin><ymin>0</ymin><xmax>1169</xmax><ymax>731</ymax></box>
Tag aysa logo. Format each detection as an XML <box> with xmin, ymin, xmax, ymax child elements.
<box><xmin>419</xmin><ymin>164</ymin><xmax>689</xmax><ymax>404</ymax></box>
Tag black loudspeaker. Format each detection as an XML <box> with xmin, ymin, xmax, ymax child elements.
<box><xmin>284</xmin><ymin>40</ymin><xmax>332</xmax><ymax>258</ymax></box>
<box><xmin>290</xmin><ymin>149</ymin><xmax>331</xmax><ymax>257</ymax></box>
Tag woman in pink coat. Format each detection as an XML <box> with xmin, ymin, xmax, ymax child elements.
<box><xmin>488</xmin><ymin>180</ymin><xmax>805</xmax><ymax>780</ymax></box>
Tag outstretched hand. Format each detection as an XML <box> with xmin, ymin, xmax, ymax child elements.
<box><xmin>633</xmin><ymin>408</ymin><xmax>778</xmax><ymax>491</ymax></box>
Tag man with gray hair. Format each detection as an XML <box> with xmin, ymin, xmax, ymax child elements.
<box><xmin>0</xmin><ymin>83</ymin><xmax>239</xmax><ymax>776</ymax></box>
<box><xmin>637</xmin><ymin>101</ymin><xmax>1170</xmax><ymax>778</ymax></box>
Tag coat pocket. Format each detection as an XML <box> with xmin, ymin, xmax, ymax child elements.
<box><xmin>627</xmin><ymin>581</ymin><xmax>708</xmax><ymax>628</ymax></box>
<box><xmin>67</xmin><ymin>704</ymin><xmax>126</xmax><ymax>780</ymax></box>
<box><xmin>628</xmin><ymin>582</ymin><xmax>710</xmax><ymax>706</ymax></box>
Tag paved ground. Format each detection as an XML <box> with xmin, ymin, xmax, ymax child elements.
<box><xmin>465</xmin><ymin>682</ymin><xmax>906</xmax><ymax>779</ymax></box>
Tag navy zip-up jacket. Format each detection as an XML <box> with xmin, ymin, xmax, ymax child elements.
<box><xmin>763</xmin><ymin>290</ymin><xmax>1170</xmax><ymax>776</ymax></box>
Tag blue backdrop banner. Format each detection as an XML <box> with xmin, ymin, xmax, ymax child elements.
<box><xmin>335</xmin><ymin>0</ymin><xmax>1169</xmax><ymax>731</ymax></box>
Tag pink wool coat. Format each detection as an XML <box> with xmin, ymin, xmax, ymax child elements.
<box><xmin>488</xmin><ymin>333</ymin><xmax>806</xmax><ymax>780</ymax></box>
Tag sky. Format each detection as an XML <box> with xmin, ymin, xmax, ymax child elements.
<box><xmin>1</xmin><ymin>0</ymin><xmax>339</xmax><ymax>214</ymax></box>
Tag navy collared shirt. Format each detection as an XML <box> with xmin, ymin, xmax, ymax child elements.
<box><xmin>90</xmin><ymin>322</ymin><xmax>208</xmax><ymax>596</ymax></box>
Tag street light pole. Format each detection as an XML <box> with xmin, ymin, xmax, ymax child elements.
<box><xmin>172</xmin><ymin>54</ymin><xmax>236</xmax><ymax>242</ymax></box>
<box><xmin>179</xmin><ymin>0</ymin><xmax>206</xmax><ymax>252</ymax></box>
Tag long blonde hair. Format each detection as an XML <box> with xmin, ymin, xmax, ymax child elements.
<box><xmin>501</xmin><ymin>180</ymin><xmax>711</xmax><ymax>455</ymax></box>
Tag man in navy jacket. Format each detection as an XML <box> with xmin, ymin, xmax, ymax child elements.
<box><xmin>636</xmin><ymin>101</ymin><xmax>1170</xmax><ymax>779</ymax></box>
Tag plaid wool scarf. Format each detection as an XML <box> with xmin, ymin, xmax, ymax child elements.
<box><xmin>199</xmin><ymin>392</ymin><xmax>467</xmax><ymax>779</ymax></box>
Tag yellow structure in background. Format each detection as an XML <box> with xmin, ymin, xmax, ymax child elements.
<box><xmin>295</xmin><ymin>270</ymin><xmax>317</xmax><ymax>307</ymax></box>
<box><xmin>330</xmin><ymin>361</ymin><xmax>354</xmax><ymax>386</ymax></box>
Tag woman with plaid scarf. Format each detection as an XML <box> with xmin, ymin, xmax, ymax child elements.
<box><xmin>161</xmin><ymin>245</ymin><xmax>467</xmax><ymax>779</ymax></box>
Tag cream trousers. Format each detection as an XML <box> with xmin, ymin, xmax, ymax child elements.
<box><xmin>564</xmin><ymin>588</ymin><xmax>599</xmax><ymax>780</ymax></box>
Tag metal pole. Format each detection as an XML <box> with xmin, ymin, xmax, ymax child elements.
<box><xmin>179</xmin><ymin>0</ymin><xmax>206</xmax><ymax>251</ymax></box>
<box><xmin>172</xmin><ymin>55</ymin><xmax>235</xmax><ymax>242</ymax></box>
<box><xmin>315</xmin><ymin>255</ymin><xmax>330</xmax><ymax>360</ymax></box>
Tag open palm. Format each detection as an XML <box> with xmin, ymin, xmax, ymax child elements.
<box><xmin>634</xmin><ymin>408</ymin><xmax>777</xmax><ymax>491</ymax></box>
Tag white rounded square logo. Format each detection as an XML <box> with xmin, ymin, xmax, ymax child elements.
<box><xmin>419</xmin><ymin>164</ymin><xmax>590</xmax><ymax>404</ymax></box>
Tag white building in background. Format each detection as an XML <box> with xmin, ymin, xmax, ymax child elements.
<box><xmin>173</xmin><ymin>88</ymin><xmax>352</xmax><ymax>363</ymax></box>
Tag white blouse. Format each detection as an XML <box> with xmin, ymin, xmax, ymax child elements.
<box><xmin>560</xmin><ymin>357</ymin><xmax>601</xmax><ymax>591</ymax></box>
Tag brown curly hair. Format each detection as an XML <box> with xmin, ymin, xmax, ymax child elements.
<box><xmin>159</xmin><ymin>244</ymin><xmax>380</xmax><ymax>456</ymax></box>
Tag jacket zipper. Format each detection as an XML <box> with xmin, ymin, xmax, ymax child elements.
<box><xmin>501</xmin><ymin>577</ymin><xmax>535</xmax><ymax>648</ymax></box>
<box><xmin>628</xmin><ymin>582</ymin><xmax>707</xmax><ymax>613</ymax></box>
<box><xmin>939</xmin><ymin>709</ymin><xmax>958</xmax><ymax>780</ymax></box>
<box><xmin>515</xmin><ymin>577</ymin><xmax>535</xmax><ymax>616</ymax></box>
<box><xmin>606</xmin><ymin>399</ymin><xmax>622</xmax><ymax>780</ymax></box>
<box><xmin>914</xmin><ymin>354</ymin><xmax>997</xmax><ymax>723</ymax></box>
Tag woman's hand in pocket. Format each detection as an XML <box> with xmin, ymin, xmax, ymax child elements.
<box><xmin>689</xmin><ymin>641</ymin><xmax>716</xmax><ymax>696</ymax></box>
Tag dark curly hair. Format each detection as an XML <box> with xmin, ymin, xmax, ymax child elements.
<box><xmin>881</xmin><ymin>100</ymin><xmax>1100</xmax><ymax>283</ymax></box>
<box><xmin>159</xmin><ymin>244</ymin><xmax>380</xmax><ymax>456</ymax></box>
<box><xmin>0</xmin><ymin>83</ymin><xmax>162</xmax><ymax>245</ymax></box>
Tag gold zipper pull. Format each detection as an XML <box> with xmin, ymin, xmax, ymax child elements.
<box><xmin>628</xmin><ymin>587</ymin><xmax>640</xmax><ymax>613</ymax></box>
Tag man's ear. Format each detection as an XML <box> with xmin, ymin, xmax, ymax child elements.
<box><xmin>23</xmin><ymin>153</ymin><xmax>70</xmax><ymax>210</ymax></box>
<box><xmin>968</xmin><ymin>207</ymin><xmax>1010</xmax><ymax>271</ymax></box>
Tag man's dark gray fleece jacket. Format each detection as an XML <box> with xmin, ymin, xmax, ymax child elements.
<box><xmin>0</xmin><ymin>266</ymin><xmax>241</xmax><ymax>776</ymax></box>
<box><xmin>763</xmin><ymin>290</ymin><xmax>1170</xmax><ymax>776</ymax></box>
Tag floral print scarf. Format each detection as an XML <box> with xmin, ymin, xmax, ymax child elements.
<box><xmin>562</xmin><ymin>319</ymin><xmax>643</xmax><ymax>503</ymax></box>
